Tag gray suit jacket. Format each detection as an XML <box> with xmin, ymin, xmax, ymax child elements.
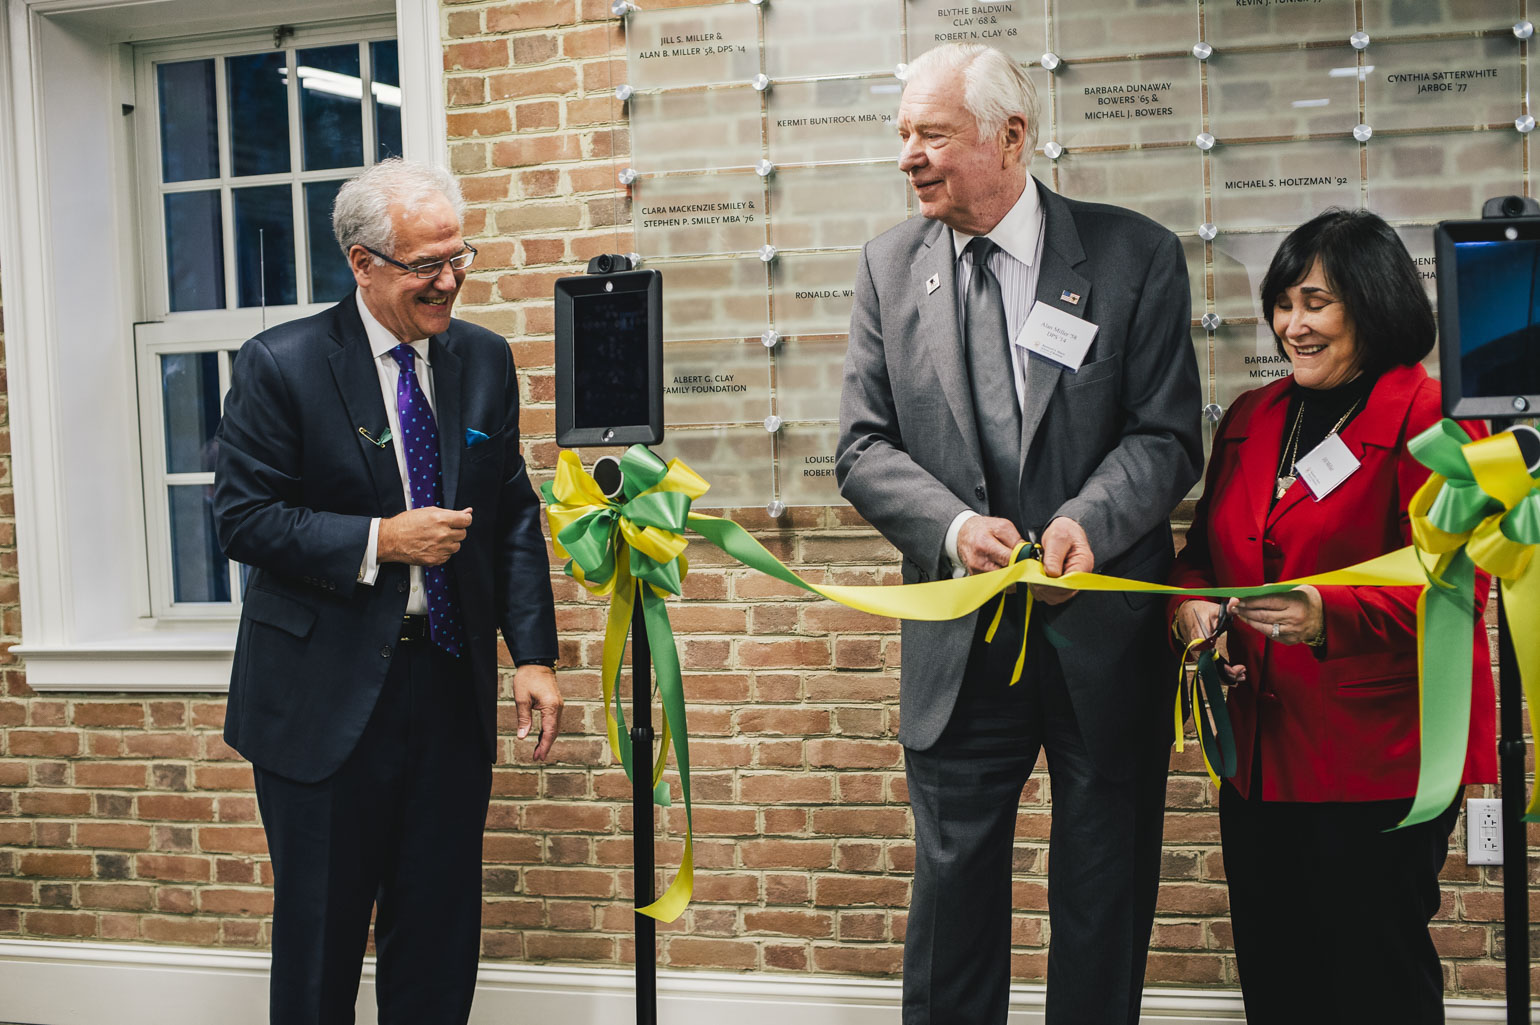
<box><xmin>836</xmin><ymin>179</ymin><xmax>1202</xmax><ymax>778</ymax></box>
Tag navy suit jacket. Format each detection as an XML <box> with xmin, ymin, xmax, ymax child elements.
<box><xmin>214</xmin><ymin>295</ymin><xmax>557</xmax><ymax>783</ymax></box>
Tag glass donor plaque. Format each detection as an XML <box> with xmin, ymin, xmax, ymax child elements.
<box><xmin>905</xmin><ymin>0</ymin><xmax>1047</xmax><ymax>63</ymax></box>
<box><xmin>634</xmin><ymin>172</ymin><xmax>766</xmax><ymax>258</ymax></box>
<box><xmin>767</xmin><ymin>78</ymin><xmax>904</xmax><ymax>164</ymax></box>
<box><xmin>625</xmin><ymin>3</ymin><xmax>760</xmax><ymax>90</ymax></box>
<box><xmin>777</xmin><ymin>422</ymin><xmax>844</xmax><ymax>506</ymax></box>
<box><xmin>1055</xmin><ymin>57</ymin><xmax>1200</xmax><ymax>148</ymax></box>
<box><xmin>770</xmin><ymin>164</ymin><xmax>910</xmax><ymax>252</ymax></box>
<box><xmin>1366</xmin><ymin>36</ymin><xmax>1520</xmax><ymax>133</ymax></box>
<box><xmin>662</xmin><ymin>338</ymin><xmax>770</xmax><ymax>425</ymax></box>
<box><xmin>764</xmin><ymin>0</ymin><xmax>902</xmax><ymax>79</ymax></box>
<box><xmin>1205</xmin><ymin>0</ymin><xmax>1354</xmax><ymax>48</ymax></box>
<box><xmin>1051</xmin><ymin>0</ymin><xmax>1197</xmax><ymax>59</ymax></box>
<box><xmin>1365</xmin><ymin>132</ymin><xmax>1522</xmax><ymax>223</ymax></box>
<box><xmin>629</xmin><ymin>87</ymin><xmax>764</xmax><ymax>174</ymax></box>
<box><xmin>1211</xmin><ymin>139</ymin><xmax>1359</xmax><ymax>230</ymax></box>
<box><xmin>1207</xmin><ymin>48</ymin><xmax>1360</xmax><ymax>141</ymax></box>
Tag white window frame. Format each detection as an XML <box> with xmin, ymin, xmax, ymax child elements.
<box><xmin>0</xmin><ymin>0</ymin><xmax>446</xmax><ymax>690</ymax></box>
<box><xmin>134</xmin><ymin>24</ymin><xmax>398</xmax><ymax>621</ymax></box>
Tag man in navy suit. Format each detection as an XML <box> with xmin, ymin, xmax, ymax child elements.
<box><xmin>214</xmin><ymin>159</ymin><xmax>561</xmax><ymax>1025</ymax></box>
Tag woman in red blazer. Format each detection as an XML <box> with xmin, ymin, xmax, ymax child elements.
<box><xmin>1168</xmin><ymin>209</ymin><xmax>1496</xmax><ymax>1025</ymax></box>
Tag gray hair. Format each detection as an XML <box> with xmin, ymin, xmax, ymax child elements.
<box><xmin>332</xmin><ymin>158</ymin><xmax>466</xmax><ymax>259</ymax></box>
<box><xmin>903</xmin><ymin>44</ymin><xmax>1039</xmax><ymax>162</ymax></box>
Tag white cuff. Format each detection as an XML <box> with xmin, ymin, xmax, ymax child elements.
<box><xmin>358</xmin><ymin>518</ymin><xmax>381</xmax><ymax>585</ymax></box>
<box><xmin>944</xmin><ymin>510</ymin><xmax>978</xmax><ymax>578</ymax></box>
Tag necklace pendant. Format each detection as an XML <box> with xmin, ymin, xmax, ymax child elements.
<box><xmin>1275</xmin><ymin>474</ymin><xmax>1296</xmax><ymax>500</ymax></box>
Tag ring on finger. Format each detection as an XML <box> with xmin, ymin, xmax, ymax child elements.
<box><xmin>1271</xmin><ymin>622</ymin><xmax>1280</xmax><ymax>639</ymax></box>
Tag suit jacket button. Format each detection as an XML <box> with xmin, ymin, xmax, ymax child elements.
<box><xmin>397</xmin><ymin>581</ymin><xmax>408</xmax><ymax>593</ymax></box>
<box><xmin>380</xmin><ymin>646</ymin><xmax>392</xmax><ymax>658</ymax></box>
<box><xmin>975</xmin><ymin>485</ymin><xmax>986</xmax><ymax>499</ymax></box>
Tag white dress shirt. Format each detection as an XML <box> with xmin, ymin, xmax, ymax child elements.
<box><xmin>943</xmin><ymin>179</ymin><xmax>1047</xmax><ymax>574</ymax></box>
<box><xmin>355</xmin><ymin>291</ymin><xmax>436</xmax><ymax>614</ymax></box>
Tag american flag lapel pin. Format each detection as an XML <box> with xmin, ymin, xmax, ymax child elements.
<box><xmin>926</xmin><ymin>273</ymin><xmax>940</xmax><ymax>295</ymax></box>
<box><xmin>1060</xmin><ymin>289</ymin><xmax>1081</xmax><ymax>305</ymax></box>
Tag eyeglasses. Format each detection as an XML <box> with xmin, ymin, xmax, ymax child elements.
<box><xmin>362</xmin><ymin>243</ymin><xmax>478</xmax><ymax>279</ymax></box>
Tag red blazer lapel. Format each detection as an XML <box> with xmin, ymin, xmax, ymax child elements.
<box><xmin>1264</xmin><ymin>364</ymin><xmax>1425</xmax><ymax>530</ymax></box>
<box><xmin>1229</xmin><ymin>378</ymin><xmax>1291</xmax><ymax>538</ymax></box>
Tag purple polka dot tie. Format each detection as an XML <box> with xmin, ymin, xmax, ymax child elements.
<box><xmin>388</xmin><ymin>343</ymin><xmax>463</xmax><ymax>657</ymax></box>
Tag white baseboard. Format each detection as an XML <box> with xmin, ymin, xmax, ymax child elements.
<box><xmin>0</xmin><ymin>938</ymin><xmax>1523</xmax><ymax>1024</ymax></box>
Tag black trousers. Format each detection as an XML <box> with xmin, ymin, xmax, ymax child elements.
<box><xmin>253</xmin><ymin>638</ymin><xmax>492</xmax><ymax>1025</ymax></box>
<box><xmin>902</xmin><ymin>628</ymin><xmax>1170</xmax><ymax>1025</ymax></box>
<box><xmin>1219</xmin><ymin>780</ymin><xmax>1463</xmax><ymax>1025</ymax></box>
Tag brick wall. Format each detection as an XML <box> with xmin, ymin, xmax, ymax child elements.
<box><xmin>0</xmin><ymin>0</ymin><xmax>1534</xmax><ymax>1000</ymax></box>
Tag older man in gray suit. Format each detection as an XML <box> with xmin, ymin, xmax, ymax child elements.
<box><xmin>836</xmin><ymin>43</ymin><xmax>1202</xmax><ymax>1025</ymax></box>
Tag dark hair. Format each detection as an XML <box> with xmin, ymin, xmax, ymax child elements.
<box><xmin>1259</xmin><ymin>208</ymin><xmax>1434</xmax><ymax>375</ymax></box>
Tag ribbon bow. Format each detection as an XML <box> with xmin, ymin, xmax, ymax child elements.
<box><xmin>543</xmin><ymin>446</ymin><xmax>708</xmax><ymax>598</ymax></box>
<box><xmin>1406</xmin><ymin>421</ymin><xmax>1540</xmax><ymax>822</ymax></box>
<box><xmin>541</xmin><ymin>446</ymin><xmax>709</xmax><ymax>922</ymax></box>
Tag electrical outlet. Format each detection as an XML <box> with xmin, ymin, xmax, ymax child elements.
<box><xmin>1467</xmin><ymin>798</ymin><xmax>1504</xmax><ymax>866</ymax></box>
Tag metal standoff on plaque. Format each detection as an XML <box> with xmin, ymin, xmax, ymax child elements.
<box><xmin>1353</xmin><ymin>123</ymin><xmax>1373</xmax><ymax>142</ymax></box>
<box><xmin>761</xmin><ymin>329</ymin><xmax>782</xmax><ymax>349</ymax></box>
<box><xmin>752</xmin><ymin>73</ymin><xmax>771</xmax><ymax>92</ymax></box>
<box><xmin>1204</xmin><ymin>403</ymin><xmax>1224</xmax><ymax>423</ymax></box>
<box><xmin>1195</xmin><ymin>132</ymin><xmax>1216</xmax><ymax>151</ymax></box>
<box><xmin>1040</xmin><ymin>52</ymin><xmax>1062</xmax><ymax>72</ymax></box>
<box><xmin>895</xmin><ymin>63</ymin><xmax>910</xmax><ymax>81</ymax></box>
<box><xmin>764</xmin><ymin>415</ymin><xmax>783</xmax><ymax>433</ymax></box>
<box><xmin>615</xmin><ymin>84</ymin><xmax>634</xmax><ymax>102</ymax></box>
<box><xmin>1198</xmin><ymin>222</ymin><xmax>1218</xmax><ymax>241</ymax></box>
<box><xmin>1192</xmin><ymin>42</ymin><xmax>1213</xmax><ymax>61</ymax></box>
<box><xmin>1518</xmin><ymin>114</ymin><xmax>1536</xmax><ymax>134</ymax></box>
<box><xmin>610</xmin><ymin>0</ymin><xmax>638</xmax><ymax>15</ymax></box>
<box><xmin>758</xmin><ymin>244</ymin><xmax>778</xmax><ymax>262</ymax></box>
<box><xmin>1515</xmin><ymin>21</ymin><xmax>1535</xmax><ymax>40</ymax></box>
<box><xmin>1043</xmin><ymin>140</ymin><xmax>1064</xmax><ymax>160</ymax></box>
<box><xmin>755</xmin><ymin>158</ymin><xmax>776</xmax><ymax>178</ymax></box>
<box><xmin>766</xmin><ymin>499</ymin><xmax>787</xmax><ymax>517</ymax></box>
<box><xmin>618</xmin><ymin>167</ymin><xmax>638</xmax><ymax>185</ymax></box>
<box><xmin>1350</xmin><ymin>31</ymin><xmax>1370</xmax><ymax>50</ymax></box>
<box><xmin>1201</xmin><ymin>312</ymin><xmax>1222</xmax><ymax>331</ymax></box>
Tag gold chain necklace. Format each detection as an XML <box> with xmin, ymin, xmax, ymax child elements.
<box><xmin>1275</xmin><ymin>394</ymin><xmax>1363</xmax><ymax>500</ymax></box>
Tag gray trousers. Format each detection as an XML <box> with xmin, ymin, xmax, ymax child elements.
<box><xmin>902</xmin><ymin>635</ymin><xmax>1170</xmax><ymax>1025</ymax></box>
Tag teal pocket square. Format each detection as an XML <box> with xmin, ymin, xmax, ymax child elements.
<box><xmin>466</xmin><ymin>428</ymin><xmax>489</xmax><ymax>447</ymax></box>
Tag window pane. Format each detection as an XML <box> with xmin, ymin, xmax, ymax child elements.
<box><xmin>227</xmin><ymin>51</ymin><xmax>291</xmax><ymax>177</ymax></box>
<box><xmin>371</xmin><ymin>40</ymin><xmax>402</xmax><ymax>160</ymax></box>
<box><xmin>305</xmin><ymin>180</ymin><xmax>352</xmax><ymax>303</ymax></box>
<box><xmin>298</xmin><ymin>45</ymin><xmax>364</xmax><ymax>171</ymax></box>
<box><xmin>165</xmin><ymin>190</ymin><xmax>226</xmax><ymax>312</ymax></box>
<box><xmin>233</xmin><ymin>184</ymin><xmax>297</xmax><ymax>307</ymax></box>
<box><xmin>168</xmin><ymin>485</ymin><xmax>230</xmax><ymax>603</ymax></box>
<box><xmin>158</xmin><ymin>60</ymin><xmax>219</xmax><ymax>183</ymax></box>
<box><xmin>161</xmin><ymin>352</ymin><xmax>222</xmax><ymax>473</ymax></box>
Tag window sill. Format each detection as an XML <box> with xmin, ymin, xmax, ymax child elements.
<box><xmin>16</xmin><ymin>630</ymin><xmax>235</xmax><ymax>692</ymax></box>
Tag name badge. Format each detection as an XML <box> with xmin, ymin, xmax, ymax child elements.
<box><xmin>1016</xmin><ymin>300</ymin><xmax>1098</xmax><ymax>371</ymax></box>
<box><xmin>1295</xmin><ymin>433</ymin><xmax>1360</xmax><ymax>500</ymax></box>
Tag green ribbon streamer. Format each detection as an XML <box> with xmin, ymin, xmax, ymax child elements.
<box><xmin>1400</xmin><ymin>549</ymin><xmax>1476</xmax><ymax>827</ymax></box>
